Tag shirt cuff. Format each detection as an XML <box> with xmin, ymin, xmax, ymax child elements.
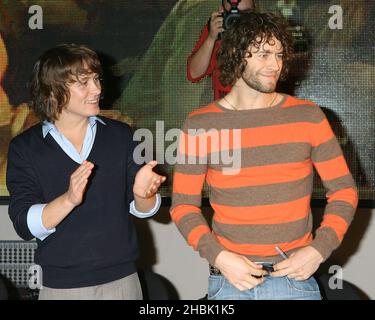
<box><xmin>27</xmin><ymin>204</ymin><xmax>56</xmax><ymax>241</ymax></box>
<box><xmin>130</xmin><ymin>193</ymin><xmax>161</xmax><ymax>218</ymax></box>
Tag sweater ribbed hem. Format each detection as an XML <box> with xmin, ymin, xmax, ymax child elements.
<box><xmin>41</xmin><ymin>261</ymin><xmax>137</xmax><ymax>289</ymax></box>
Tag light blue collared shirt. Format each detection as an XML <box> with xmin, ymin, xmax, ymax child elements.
<box><xmin>27</xmin><ymin>116</ymin><xmax>161</xmax><ymax>241</ymax></box>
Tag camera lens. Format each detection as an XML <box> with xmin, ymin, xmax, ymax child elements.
<box><xmin>223</xmin><ymin>12</ymin><xmax>241</xmax><ymax>30</ymax></box>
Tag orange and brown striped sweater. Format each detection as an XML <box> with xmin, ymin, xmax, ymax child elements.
<box><xmin>170</xmin><ymin>94</ymin><xmax>358</xmax><ymax>266</ymax></box>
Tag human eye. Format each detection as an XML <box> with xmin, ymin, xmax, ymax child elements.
<box><xmin>78</xmin><ymin>77</ymin><xmax>88</xmax><ymax>86</ymax></box>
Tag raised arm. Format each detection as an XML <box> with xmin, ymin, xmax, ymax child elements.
<box><xmin>187</xmin><ymin>8</ymin><xmax>224</xmax><ymax>81</ymax></box>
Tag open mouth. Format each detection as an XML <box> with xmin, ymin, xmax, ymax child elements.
<box><xmin>85</xmin><ymin>98</ymin><xmax>100</xmax><ymax>104</ymax></box>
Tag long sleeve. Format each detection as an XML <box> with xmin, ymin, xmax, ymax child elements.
<box><xmin>129</xmin><ymin>193</ymin><xmax>161</xmax><ymax>218</ymax></box>
<box><xmin>170</xmin><ymin>118</ymin><xmax>225</xmax><ymax>265</ymax></box>
<box><xmin>27</xmin><ymin>204</ymin><xmax>56</xmax><ymax>240</ymax></box>
<box><xmin>126</xmin><ymin>126</ymin><xmax>142</xmax><ymax>206</ymax></box>
<box><xmin>6</xmin><ymin>138</ymin><xmax>44</xmax><ymax>241</ymax></box>
<box><xmin>309</xmin><ymin>106</ymin><xmax>358</xmax><ymax>260</ymax></box>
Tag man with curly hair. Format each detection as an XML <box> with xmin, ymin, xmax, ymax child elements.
<box><xmin>187</xmin><ymin>0</ymin><xmax>255</xmax><ymax>100</ymax></box>
<box><xmin>171</xmin><ymin>12</ymin><xmax>358</xmax><ymax>300</ymax></box>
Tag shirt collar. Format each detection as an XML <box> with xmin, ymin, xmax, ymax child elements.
<box><xmin>42</xmin><ymin>116</ymin><xmax>106</xmax><ymax>138</ymax></box>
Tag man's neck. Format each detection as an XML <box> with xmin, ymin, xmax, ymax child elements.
<box><xmin>226</xmin><ymin>84</ymin><xmax>278</xmax><ymax>110</ymax></box>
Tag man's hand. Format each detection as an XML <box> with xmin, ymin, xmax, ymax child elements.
<box><xmin>271</xmin><ymin>246</ymin><xmax>324</xmax><ymax>281</ymax></box>
<box><xmin>133</xmin><ymin>160</ymin><xmax>166</xmax><ymax>199</ymax></box>
<box><xmin>214</xmin><ymin>250</ymin><xmax>268</xmax><ymax>291</ymax></box>
<box><xmin>65</xmin><ymin>160</ymin><xmax>94</xmax><ymax>207</ymax></box>
<box><xmin>208</xmin><ymin>7</ymin><xmax>225</xmax><ymax>40</ymax></box>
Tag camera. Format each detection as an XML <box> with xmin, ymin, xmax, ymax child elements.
<box><xmin>222</xmin><ymin>0</ymin><xmax>242</xmax><ymax>30</ymax></box>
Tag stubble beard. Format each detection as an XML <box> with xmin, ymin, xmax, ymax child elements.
<box><xmin>241</xmin><ymin>73</ymin><xmax>277</xmax><ymax>94</ymax></box>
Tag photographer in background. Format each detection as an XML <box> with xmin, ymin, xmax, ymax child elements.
<box><xmin>187</xmin><ymin>0</ymin><xmax>255</xmax><ymax>100</ymax></box>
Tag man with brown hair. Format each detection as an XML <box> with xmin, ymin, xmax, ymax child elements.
<box><xmin>187</xmin><ymin>0</ymin><xmax>255</xmax><ymax>100</ymax></box>
<box><xmin>7</xmin><ymin>44</ymin><xmax>166</xmax><ymax>299</ymax></box>
<box><xmin>172</xmin><ymin>12</ymin><xmax>358</xmax><ymax>300</ymax></box>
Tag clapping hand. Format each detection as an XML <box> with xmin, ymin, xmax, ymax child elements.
<box><xmin>133</xmin><ymin>160</ymin><xmax>166</xmax><ymax>199</ymax></box>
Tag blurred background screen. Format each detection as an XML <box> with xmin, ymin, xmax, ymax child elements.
<box><xmin>0</xmin><ymin>0</ymin><xmax>374</xmax><ymax>202</ymax></box>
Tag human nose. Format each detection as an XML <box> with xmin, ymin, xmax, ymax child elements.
<box><xmin>89</xmin><ymin>78</ymin><xmax>101</xmax><ymax>93</ymax></box>
<box><xmin>267</xmin><ymin>55</ymin><xmax>282</xmax><ymax>72</ymax></box>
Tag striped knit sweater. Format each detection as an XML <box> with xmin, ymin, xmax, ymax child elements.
<box><xmin>170</xmin><ymin>94</ymin><xmax>358</xmax><ymax>266</ymax></box>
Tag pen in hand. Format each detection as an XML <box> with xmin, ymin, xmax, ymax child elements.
<box><xmin>275</xmin><ymin>246</ymin><xmax>289</xmax><ymax>260</ymax></box>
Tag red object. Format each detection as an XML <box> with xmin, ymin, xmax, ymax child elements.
<box><xmin>187</xmin><ymin>24</ymin><xmax>232</xmax><ymax>100</ymax></box>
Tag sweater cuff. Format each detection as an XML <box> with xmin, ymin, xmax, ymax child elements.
<box><xmin>129</xmin><ymin>193</ymin><xmax>161</xmax><ymax>218</ymax></box>
<box><xmin>198</xmin><ymin>233</ymin><xmax>226</xmax><ymax>266</ymax></box>
<box><xmin>27</xmin><ymin>204</ymin><xmax>56</xmax><ymax>241</ymax></box>
<box><xmin>310</xmin><ymin>227</ymin><xmax>341</xmax><ymax>262</ymax></box>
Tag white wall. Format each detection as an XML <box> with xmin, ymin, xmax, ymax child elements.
<box><xmin>0</xmin><ymin>205</ymin><xmax>374</xmax><ymax>299</ymax></box>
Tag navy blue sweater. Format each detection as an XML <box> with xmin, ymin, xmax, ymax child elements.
<box><xmin>6</xmin><ymin>117</ymin><xmax>141</xmax><ymax>288</ymax></box>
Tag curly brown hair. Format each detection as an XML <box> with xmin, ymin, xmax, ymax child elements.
<box><xmin>28</xmin><ymin>44</ymin><xmax>102</xmax><ymax>122</ymax></box>
<box><xmin>217</xmin><ymin>12</ymin><xmax>294</xmax><ymax>86</ymax></box>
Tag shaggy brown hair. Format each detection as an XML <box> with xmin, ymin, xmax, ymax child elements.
<box><xmin>28</xmin><ymin>44</ymin><xmax>102</xmax><ymax>122</ymax></box>
<box><xmin>218</xmin><ymin>12</ymin><xmax>294</xmax><ymax>86</ymax></box>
